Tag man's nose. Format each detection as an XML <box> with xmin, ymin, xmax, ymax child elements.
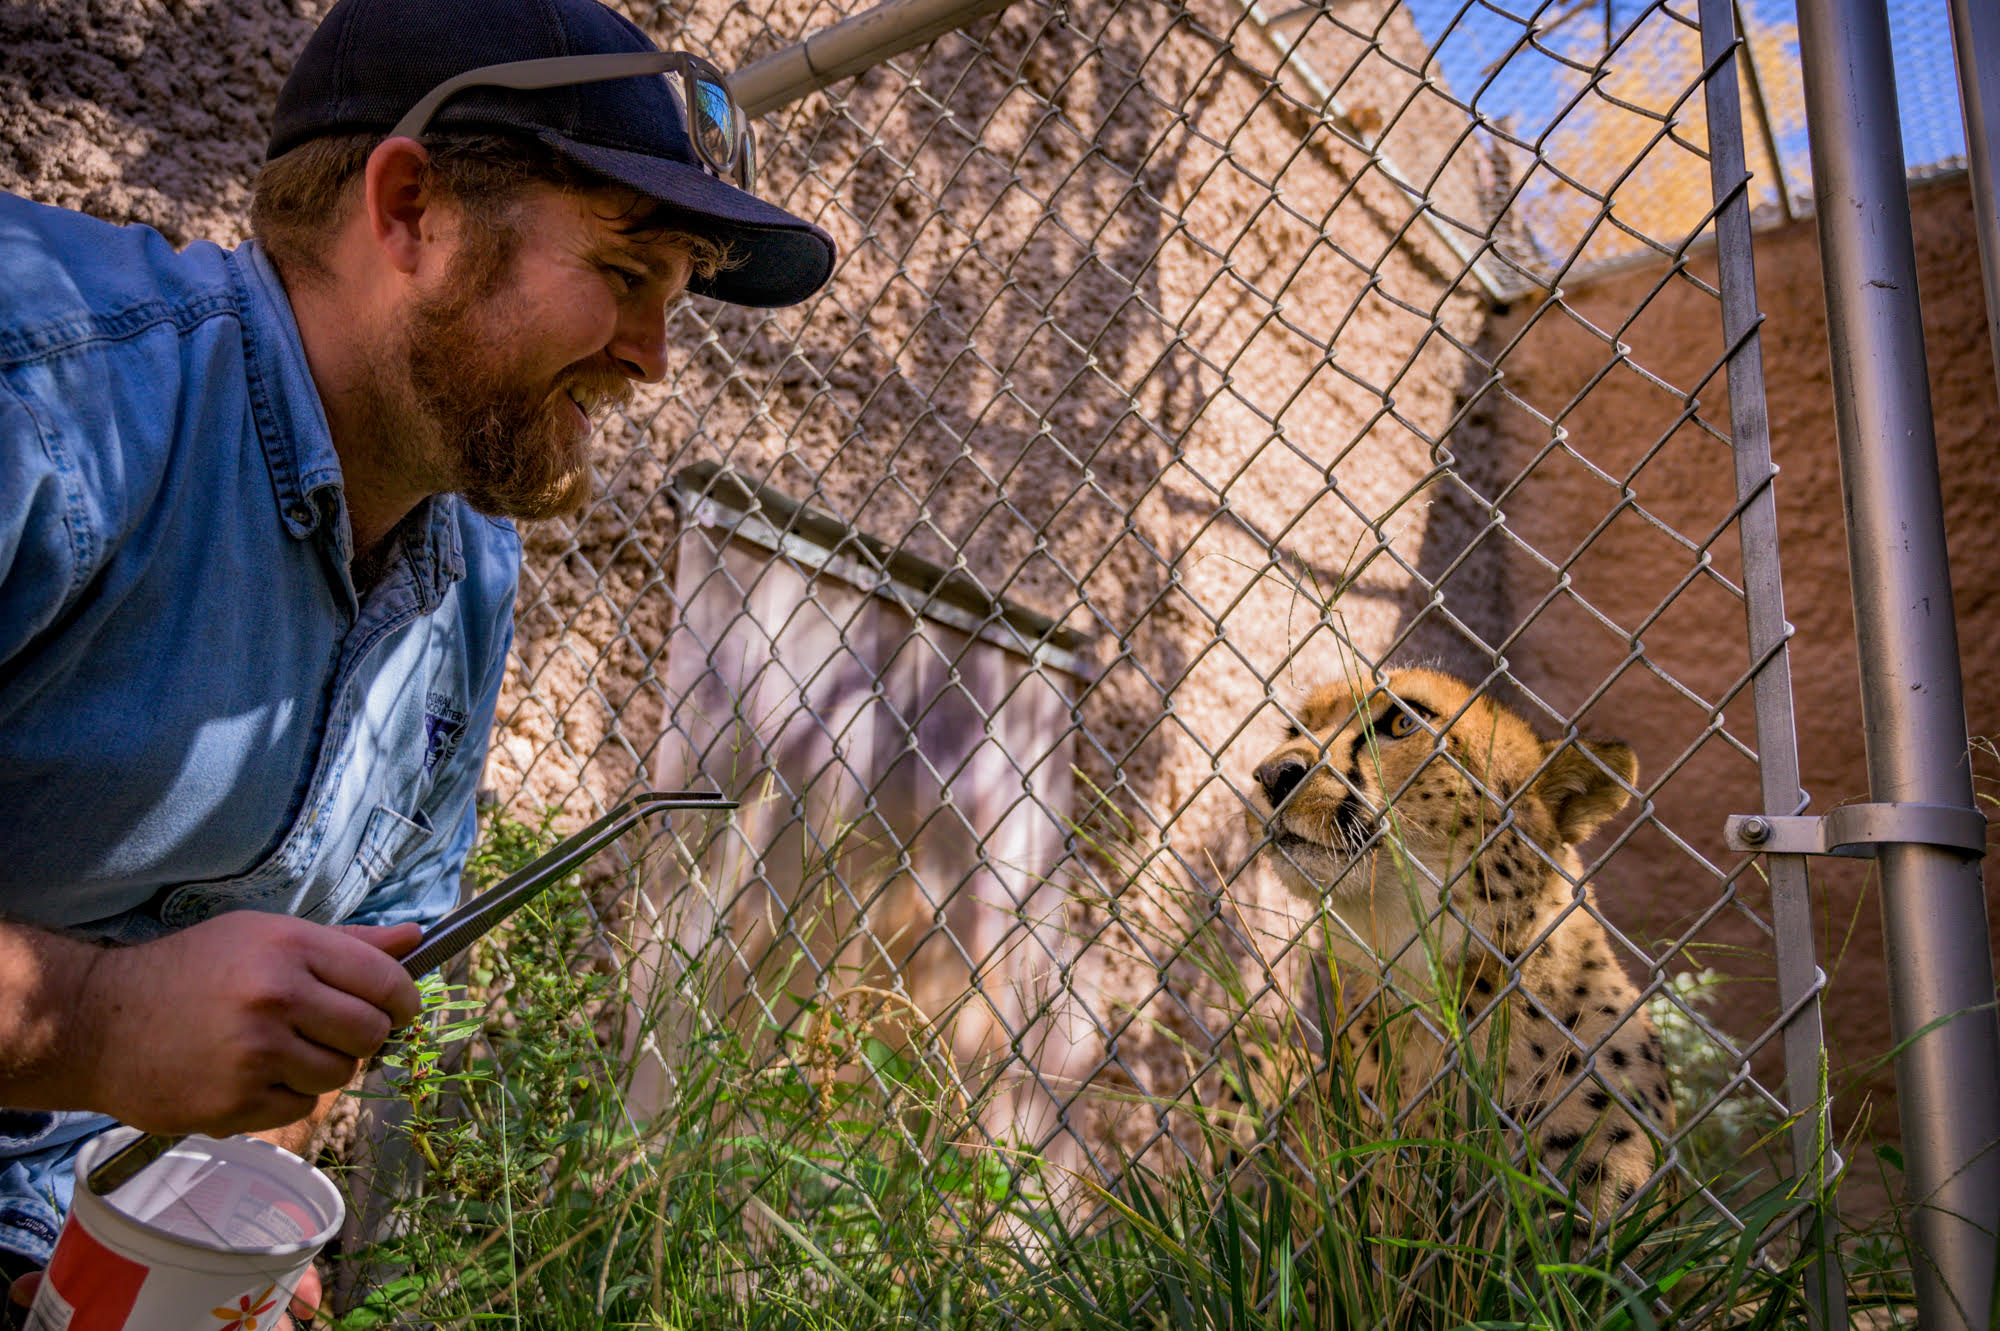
<box><xmin>1256</xmin><ymin>756</ymin><xmax>1308</xmax><ymax>806</ymax></box>
<box><xmin>610</xmin><ymin>298</ymin><xmax>669</xmax><ymax>383</ymax></box>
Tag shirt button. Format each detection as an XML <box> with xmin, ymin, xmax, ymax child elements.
<box><xmin>287</xmin><ymin>502</ymin><xmax>314</xmax><ymax>526</ymax></box>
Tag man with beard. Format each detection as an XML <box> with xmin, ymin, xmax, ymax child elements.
<box><xmin>0</xmin><ymin>0</ymin><xmax>833</xmax><ymax>1318</ymax></box>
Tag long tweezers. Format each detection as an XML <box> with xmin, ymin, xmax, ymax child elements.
<box><xmin>86</xmin><ymin>789</ymin><xmax>734</xmax><ymax>1196</ymax></box>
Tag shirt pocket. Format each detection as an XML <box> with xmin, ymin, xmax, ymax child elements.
<box><xmin>309</xmin><ymin>803</ymin><xmax>435</xmax><ymax>924</ymax></box>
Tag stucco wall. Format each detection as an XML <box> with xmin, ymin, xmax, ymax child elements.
<box><xmin>1490</xmin><ymin>176</ymin><xmax>1998</xmax><ymax>1210</ymax></box>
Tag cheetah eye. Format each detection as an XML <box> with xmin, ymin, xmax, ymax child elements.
<box><xmin>1383</xmin><ymin>706</ymin><xmax>1421</xmax><ymax>739</ymax></box>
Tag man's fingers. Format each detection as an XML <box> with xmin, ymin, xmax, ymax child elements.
<box><xmin>235</xmin><ymin>1085</ymin><xmax>323</xmax><ymax>1138</ymax></box>
<box><xmin>10</xmin><ymin>1270</ymin><xmax>37</xmax><ymax>1307</ymax></box>
<box><xmin>305</xmin><ymin>933</ymin><xmax>422</xmax><ymax>1028</ymax></box>
<box><xmin>290</xmin><ymin>987</ymin><xmax>395</xmax><ymax>1060</ymax></box>
<box><xmin>337</xmin><ymin>921</ymin><xmax>424</xmax><ymax>958</ymax></box>
<box><xmin>269</xmin><ymin>1031</ymin><xmax>364</xmax><ymax>1100</ymax></box>
<box><xmin>204</xmin><ymin>1084</ymin><xmax>326</xmax><ymax>1139</ymax></box>
<box><xmin>289</xmin><ymin>1262</ymin><xmax>323</xmax><ymax>1319</ymax></box>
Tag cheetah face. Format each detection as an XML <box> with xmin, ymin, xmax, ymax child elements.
<box><xmin>1245</xmin><ymin>685</ymin><xmax>1433</xmax><ymax>899</ymax></box>
<box><xmin>1246</xmin><ymin>668</ymin><xmax>1637</xmax><ymax>906</ymax></box>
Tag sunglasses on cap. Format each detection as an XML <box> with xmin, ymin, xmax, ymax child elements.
<box><xmin>390</xmin><ymin>50</ymin><xmax>756</xmax><ymax>194</ymax></box>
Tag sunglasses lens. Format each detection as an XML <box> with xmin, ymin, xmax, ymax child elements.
<box><xmin>691</xmin><ymin>76</ymin><xmax>735</xmax><ymax>169</ymax></box>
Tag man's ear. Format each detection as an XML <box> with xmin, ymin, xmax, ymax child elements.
<box><xmin>362</xmin><ymin>137</ymin><xmax>434</xmax><ymax>276</ymax></box>
<box><xmin>1533</xmin><ymin>738</ymin><xmax>1639</xmax><ymax>845</ymax></box>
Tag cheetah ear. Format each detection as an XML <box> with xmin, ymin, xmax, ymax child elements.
<box><xmin>1534</xmin><ymin>739</ymin><xmax>1639</xmax><ymax>845</ymax></box>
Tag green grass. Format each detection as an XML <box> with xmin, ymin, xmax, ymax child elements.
<box><xmin>319</xmin><ymin>808</ymin><xmax>1916</xmax><ymax>1330</ymax></box>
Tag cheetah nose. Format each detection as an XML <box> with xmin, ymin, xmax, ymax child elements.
<box><xmin>1256</xmin><ymin>757</ymin><xmax>1308</xmax><ymax>806</ymax></box>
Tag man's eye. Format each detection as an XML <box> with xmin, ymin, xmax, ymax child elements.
<box><xmin>604</xmin><ymin>263</ymin><xmax>645</xmax><ymax>291</ymax></box>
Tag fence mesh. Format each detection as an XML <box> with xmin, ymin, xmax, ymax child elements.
<box><xmin>484</xmin><ymin>0</ymin><xmax>1840</xmax><ymax>1312</ymax></box>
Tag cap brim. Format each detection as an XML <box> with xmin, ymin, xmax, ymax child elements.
<box><xmin>545</xmin><ymin>134</ymin><xmax>836</xmax><ymax>308</ymax></box>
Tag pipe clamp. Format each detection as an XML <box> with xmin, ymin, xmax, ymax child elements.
<box><xmin>1726</xmin><ymin>803</ymin><xmax>1989</xmax><ymax>858</ymax></box>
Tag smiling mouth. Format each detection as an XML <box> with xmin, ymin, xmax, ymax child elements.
<box><xmin>563</xmin><ymin>388</ymin><xmax>597</xmax><ymax>433</ymax></box>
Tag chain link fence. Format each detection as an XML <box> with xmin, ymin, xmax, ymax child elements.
<box><xmin>486</xmin><ymin>0</ymin><xmax>1848</xmax><ymax>1311</ymax></box>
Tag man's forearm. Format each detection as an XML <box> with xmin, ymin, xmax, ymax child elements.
<box><xmin>0</xmin><ymin>922</ymin><xmax>104</xmax><ymax>1112</ymax></box>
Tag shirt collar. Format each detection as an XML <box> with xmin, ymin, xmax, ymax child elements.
<box><xmin>227</xmin><ymin>240</ymin><xmax>343</xmax><ymax>538</ymax></box>
<box><xmin>408</xmin><ymin>493</ymin><xmax>468</xmax><ymax>611</ymax></box>
<box><xmin>228</xmin><ymin>240</ymin><xmax>466</xmax><ymax>607</ymax></box>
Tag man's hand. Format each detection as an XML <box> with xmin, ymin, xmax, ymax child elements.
<box><xmin>77</xmin><ymin>913</ymin><xmax>422</xmax><ymax>1136</ymax></box>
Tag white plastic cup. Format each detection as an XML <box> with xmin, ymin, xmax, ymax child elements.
<box><xmin>25</xmin><ymin>1126</ymin><xmax>343</xmax><ymax>1331</ymax></box>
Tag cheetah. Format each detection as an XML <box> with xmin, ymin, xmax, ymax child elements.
<box><xmin>1241</xmin><ymin>666</ymin><xmax>1675</xmax><ymax>1212</ymax></box>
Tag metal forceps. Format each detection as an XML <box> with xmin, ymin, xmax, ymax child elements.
<box><xmin>86</xmin><ymin>789</ymin><xmax>734</xmax><ymax>1196</ymax></box>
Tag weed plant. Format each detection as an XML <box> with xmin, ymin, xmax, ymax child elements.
<box><xmin>322</xmin><ymin>805</ymin><xmax>1917</xmax><ymax>1329</ymax></box>
<box><xmin>327</xmin><ymin>807</ymin><xmax>1075</xmax><ymax>1328</ymax></box>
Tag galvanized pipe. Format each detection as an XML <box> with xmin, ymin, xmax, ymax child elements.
<box><xmin>1948</xmin><ymin>0</ymin><xmax>2000</xmax><ymax>400</ymax></box>
<box><xmin>1695</xmin><ymin>0</ymin><xmax>1845</xmax><ymax>1322</ymax></box>
<box><xmin>1794</xmin><ymin>0</ymin><xmax>2000</xmax><ymax>1325</ymax></box>
<box><xmin>729</xmin><ymin>0</ymin><xmax>1020</xmax><ymax>119</ymax></box>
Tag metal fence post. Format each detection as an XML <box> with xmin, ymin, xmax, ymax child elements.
<box><xmin>1696</xmin><ymin>1</ymin><xmax>1846</xmax><ymax>1324</ymax></box>
<box><xmin>1793</xmin><ymin>0</ymin><xmax>2000</xmax><ymax>1326</ymax></box>
<box><xmin>1948</xmin><ymin>0</ymin><xmax>2000</xmax><ymax>404</ymax></box>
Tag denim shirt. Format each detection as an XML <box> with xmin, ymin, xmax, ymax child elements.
<box><xmin>0</xmin><ymin>192</ymin><xmax>520</xmax><ymax>1260</ymax></box>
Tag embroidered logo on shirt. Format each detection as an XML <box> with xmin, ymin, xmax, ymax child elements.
<box><xmin>0</xmin><ymin>1207</ymin><xmax>56</xmax><ymax>1248</ymax></box>
<box><xmin>423</xmin><ymin>691</ymin><xmax>468</xmax><ymax>774</ymax></box>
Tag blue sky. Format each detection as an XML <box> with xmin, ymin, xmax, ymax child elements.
<box><xmin>1399</xmin><ymin>0</ymin><xmax>1966</xmax><ymax>198</ymax></box>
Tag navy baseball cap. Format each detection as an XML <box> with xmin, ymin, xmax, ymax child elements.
<box><xmin>269</xmin><ymin>0</ymin><xmax>836</xmax><ymax>308</ymax></box>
